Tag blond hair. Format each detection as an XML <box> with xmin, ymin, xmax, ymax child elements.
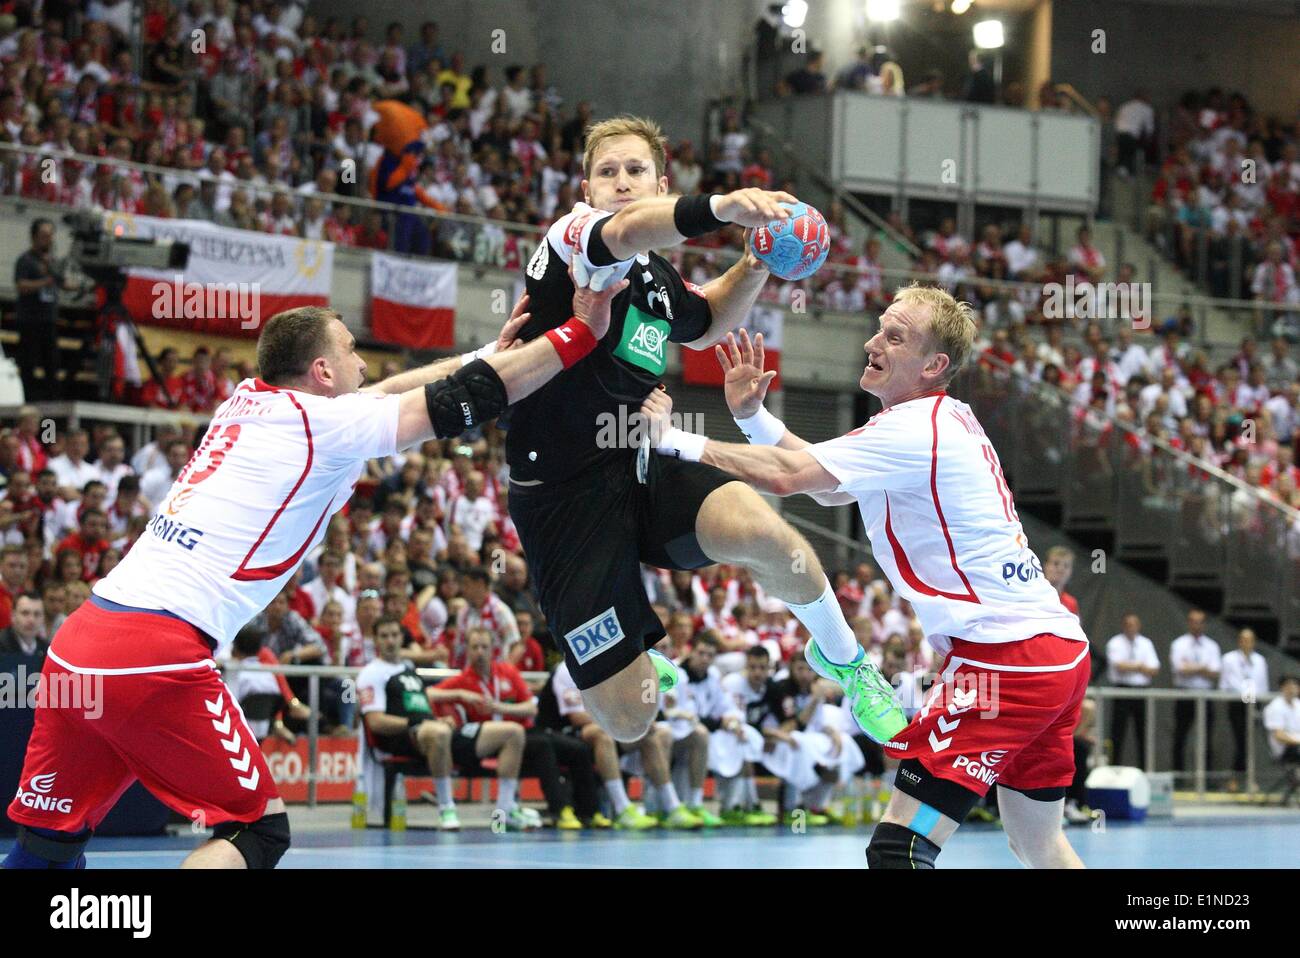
<box><xmin>892</xmin><ymin>283</ymin><xmax>977</xmax><ymax>383</ymax></box>
<box><xmin>583</xmin><ymin>115</ymin><xmax>668</xmax><ymax>179</ymax></box>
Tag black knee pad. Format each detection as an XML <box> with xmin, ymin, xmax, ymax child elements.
<box><xmin>214</xmin><ymin>812</ymin><xmax>291</xmax><ymax>870</ymax></box>
<box><xmin>866</xmin><ymin>822</ymin><xmax>941</xmax><ymax>870</ymax></box>
<box><xmin>425</xmin><ymin>358</ymin><xmax>507</xmax><ymax>438</ymax></box>
<box><xmin>15</xmin><ymin>824</ymin><xmax>91</xmax><ymax>865</ymax></box>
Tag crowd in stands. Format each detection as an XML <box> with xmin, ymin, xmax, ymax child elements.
<box><xmin>1135</xmin><ymin>87</ymin><xmax>1300</xmax><ymax>308</ymax></box>
<box><xmin>0</xmin><ymin>0</ymin><xmax>790</xmax><ymax>270</ymax></box>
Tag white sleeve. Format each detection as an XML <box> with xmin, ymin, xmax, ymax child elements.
<box><xmin>1206</xmin><ymin>643</ymin><xmax>1223</xmax><ymax>670</ymax></box>
<box><xmin>806</xmin><ymin>411</ymin><xmax>933</xmax><ymax>496</ymax></box>
<box><xmin>357</xmin><ymin>666</ymin><xmax>387</xmax><ymax>715</ymax></box>
<box><xmin>552</xmin><ymin>665</ymin><xmax>586</xmax><ymax>717</ymax></box>
<box><xmin>1140</xmin><ymin>639</ymin><xmax>1160</xmax><ymax>670</ymax></box>
<box><xmin>545</xmin><ymin>202</ymin><xmax>635</xmax><ymax>275</ymax></box>
<box><xmin>306</xmin><ymin>391</ymin><xmax>401</xmax><ymax>464</ymax></box>
<box><xmin>1169</xmin><ymin>638</ymin><xmax>1189</xmax><ymax>671</ymax></box>
<box><xmin>1263</xmin><ymin>700</ymin><xmax>1284</xmax><ymax>733</ymax></box>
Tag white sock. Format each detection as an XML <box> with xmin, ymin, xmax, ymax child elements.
<box><xmin>497</xmin><ymin>778</ymin><xmax>518</xmax><ymax>812</ymax></box>
<box><xmin>745</xmin><ymin>777</ymin><xmax>759</xmax><ymax>807</ymax></box>
<box><xmin>436</xmin><ymin>777</ymin><xmax>454</xmax><ymax>808</ymax></box>
<box><xmin>783</xmin><ymin>781</ymin><xmax>799</xmax><ymax>808</ymax></box>
<box><xmin>787</xmin><ymin>579</ymin><xmax>859</xmax><ymax>664</ymax></box>
<box><xmin>604</xmin><ymin>778</ymin><xmax>631</xmax><ymax>815</ymax></box>
<box><xmin>658</xmin><ymin>782</ymin><xmax>681</xmax><ymax>812</ymax></box>
<box><xmin>690</xmin><ymin>786</ymin><xmax>704</xmax><ymax>808</ymax></box>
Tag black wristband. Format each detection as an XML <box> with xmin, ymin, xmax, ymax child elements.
<box><xmin>673</xmin><ymin>193</ymin><xmax>727</xmax><ymax>238</ymax></box>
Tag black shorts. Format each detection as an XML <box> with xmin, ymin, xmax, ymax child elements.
<box><xmin>451</xmin><ymin>723</ymin><xmax>484</xmax><ymax>770</ymax></box>
<box><xmin>509</xmin><ymin>449</ymin><xmax>737</xmax><ymax>691</ymax></box>
<box><xmin>374</xmin><ymin>726</ymin><xmax>420</xmax><ymax>760</ymax></box>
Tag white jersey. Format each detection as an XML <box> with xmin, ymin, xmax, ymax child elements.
<box><xmin>807</xmin><ymin>391</ymin><xmax>1087</xmax><ymax>660</ymax></box>
<box><xmin>96</xmin><ymin>379</ymin><xmax>401</xmax><ymax>655</ymax></box>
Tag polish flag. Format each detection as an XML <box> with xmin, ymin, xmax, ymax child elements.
<box><xmin>681</xmin><ymin>301</ymin><xmax>782</xmax><ymax>392</ymax></box>
<box><xmin>370</xmin><ymin>251</ymin><xmax>457</xmax><ymax>350</ymax></box>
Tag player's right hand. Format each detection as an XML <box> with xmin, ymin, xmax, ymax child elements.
<box><xmin>714</xmin><ymin>188</ymin><xmax>798</xmax><ymax>228</ymax></box>
<box><xmin>717</xmin><ymin>329</ymin><xmax>777</xmax><ymax>418</ymax></box>
<box><xmin>571</xmin><ymin>271</ymin><xmax>629</xmax><ymax>341</ymax></box>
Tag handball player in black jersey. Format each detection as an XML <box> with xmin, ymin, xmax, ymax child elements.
<box><xmin>505</xmin><ymin>116</ymin><xmax>899</xmax><ymax>744</ymax></box>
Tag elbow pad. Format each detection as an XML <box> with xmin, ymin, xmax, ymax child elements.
<box><xmin>424</xmin><ymin>358</ymin><xmax>508</xmax><ymax>439</ymax></box>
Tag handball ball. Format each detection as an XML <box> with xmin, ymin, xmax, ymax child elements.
<box><xmin>750</xmin><ymin>201</ymin><xmax>831</xmax><ymax>281</ymax></box>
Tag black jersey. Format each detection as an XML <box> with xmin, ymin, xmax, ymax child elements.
<box><xmin>508</xmin><ymin>202</ymin><xmax>713</xmax><ymax>483</ymax></box>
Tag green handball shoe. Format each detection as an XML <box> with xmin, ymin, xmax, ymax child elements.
<box><xmin>804</xmin><ymin>638</ymin><xmax>908</xmax><ymax>744</ymax></box>
<box><xmin>647</xmin><ymin>648</ymin><xmax>679</xmax><ymax>694</ymax></box>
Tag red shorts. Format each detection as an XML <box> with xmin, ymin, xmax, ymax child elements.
<box><xmin>7</xmin><ymin>600</ymin><xmax>279</xmax><ymax>833</ymax></box>
<box><xmin>884</xmin><ymin>633</ymin><xmax>1090</xmax><ymax>796</ymax></box>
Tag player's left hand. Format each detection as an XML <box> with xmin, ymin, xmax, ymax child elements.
<box><xmin>494</xmin><ymin>293</ymin><xmax>531</xmax><ymax>351</ymax></box>
<box><xmin>638</xmin><ymin>383</ymin><xmax>674</xmax><ymax>445</ymax></box>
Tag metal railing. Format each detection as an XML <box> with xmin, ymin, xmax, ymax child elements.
<box><xmin>952</xmin><ymin>355</ymin><xmax>1300</xmax><ymax>647</ymax></box>
<box><xmin>220</xmin><ymin>661</ymin><xmax>549</xmax><ymax>808</ymax></box>
<box><xmin>1089</xmin><ymin>686</ymin><xmax>1285</xmax><ymax>801</ymax></box>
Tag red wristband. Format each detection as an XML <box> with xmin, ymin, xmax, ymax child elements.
<box><xmin>545</xmin><ymin>317</ymin><xmax>598</xmax><ymax>369</ymax></box>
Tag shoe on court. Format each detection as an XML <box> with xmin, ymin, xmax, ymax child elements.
<box><xmin>744</xmin><ymin>806</ymin><xmax>778</xmax><ymax>826</ymax></box>
<box><xmin>647</xmin><ymin>648</ymin><xmax>679</xmax><ymax>694</ymax></box>
<box><xmin>688</xmin><ymin>805</ymin><xmax>723</xmax><ymax>827</ymax></box>
<box><xmin>614</xmin><ymin>805</ymin><xmax>659</xmax><ymax>830</ymax></box>
<box><xmin>662</xmin><ymin>805</ymin><xmax>704</xmax><ymax>830</ymax></box>
<box><xmin>1063</xmin><ymin>800</ymin><xmax>1091</xmax><ymax>826</ymax></box>
<box><xmin>588</xmin><ymin>811</ymin><xmax>613</xmax><ymax>829</ymax></box>
<box><xmin>556</xmin><ymin>806</ymin><xmax>583</xmax><ymax>830</ymax></box>
<box><xmin>805</xmin><ymin>638</ymin><xmax>908</xmax><ymax>744</ymax></box>
<box><xmin>438</xmin><ymin>807</ymin><xmax>461</xmax><ymax>831</ymax></box>
<box><xmin>504</xmin><ymin>807</ymin><xmax>540</xmax><ymax>831</ymax></box>
<box><xmin>719</xmin><ymin>807</ymin><xmax>750</xmax><ymax>827</ymax></box>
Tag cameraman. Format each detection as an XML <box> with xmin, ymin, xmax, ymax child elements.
<box><xmin>13</xmin><ymin>219</ymin><xmax>79</xmax><ymax>401</ymax></box>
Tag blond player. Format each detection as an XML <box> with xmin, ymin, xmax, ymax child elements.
<box><xmin>647</xmin><ymin>284</ymin><xmax>1090</xmax><ymax>869</ymax></box>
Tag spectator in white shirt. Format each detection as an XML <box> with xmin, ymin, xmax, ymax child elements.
<box><xmin>1262</xmin><ymin>676</ymin><xmax>1300</xmax><ymax>776</ymax></box>
<box><xmin>92</xmin><ymin>433</ymin><xmax>133</xmax><ymax>500</ymax></box>
<box><xmin>1251</xmin><ymin>241</ymin><xmax>1300</xmax><ymax>305</ymax></box>
<box><xmin>47</xmin><ymin>430</ymin><xmax>99</xmax><ymax>499</ymax></box>
<box><xmin>501</xmin><ymin>65</ymin><xmax>533</xmax><ymax>121</ymax></box>
<box><xmin>1220</xmin><ymin>628</ymin><xmax>1269</xmax><ymax>782</ymax></box>
<box><xmin>455</xmin><ymin>566</ymin><xmax>520</xmax><ymax>661</ymax></box>
<box><xmin>1115</xmin><ymin>91</ymin><xmax>1155</xmax><ymax>176</ymax></box>
<box><xmin>1003</xmin><ymin>222</ymin><xmax>1041</xmax><ymax>280</ymax></box>
<box><xmin>1266</xmin><ymin>383</ymin><xmax>1299</xmax><ymax>445</ymax></box>
<box><xmin>1263</xmin><ymin>337</ymin><xmax>1299</xmax><ymax>393</ymax></box>
<box><xmin>139</xmin><ymin>438</ymin><xmax>191</xmax><ymax>512</ymax></box>
<box><xmin>130</xmin><ymin>423</ymin><xmax>181</xmax><ymax>477</ymax></box>
<box><xmin>1105</xmin><ymin>613</ymin><xmax>1160</xmax><ymax>768</ymax></box>
<box><xmin>1169</xmin><ymin>609</ymin><xmax>1222</xmax><ymax>774</ymax></box>
<box><xmin>1112</xmin><ymin>327</ymin><xmax>1152</xmax><ymax>384</ymax></box>
<box><xmin>304</xmin><ymin>550</ymin><xmax>358</xmax><ymax>630</ymax></box>
<box><xmin>448</xmin><ymin>470</ymin><xmax>496</xmax><ymax>554</ymax></box>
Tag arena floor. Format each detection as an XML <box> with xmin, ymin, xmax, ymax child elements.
<box><xmin>83</xmin><ymin>804</ymin><xmax>1300</xmax><ymax>869</ymax></box>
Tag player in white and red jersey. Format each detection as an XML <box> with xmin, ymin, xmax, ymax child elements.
<box><xmin>3</xmin><ymin>280</ymin><xmax>626</xmax><ymax>871</ymax></box>
<box><xmin>649</xmin><ymin>283</ymin><xmax>1088</xmax><ymax>869</ymax></box>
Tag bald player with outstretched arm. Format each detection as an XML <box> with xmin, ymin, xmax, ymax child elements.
<box><xmin>4</xmin><ymin>279</ymin><xmax>623</xmax><ymax>871</ymax></box>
